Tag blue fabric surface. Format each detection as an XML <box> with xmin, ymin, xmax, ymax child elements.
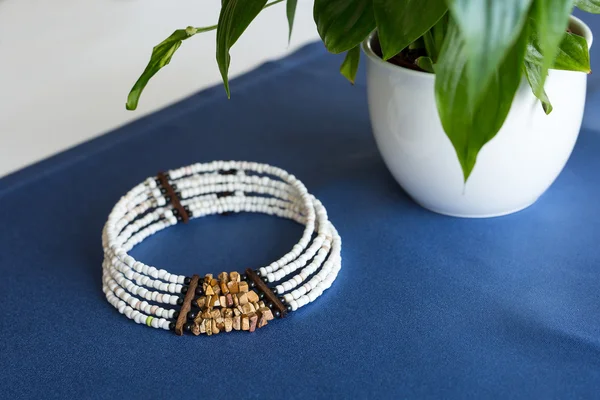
<box><xmin>2</xmin><ymin>14</ymin><xmax>600</xmax><ymax>399</ymax></box>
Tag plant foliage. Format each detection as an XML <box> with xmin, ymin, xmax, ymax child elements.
<box><xmin>126</xmin><ymin>0</ymin><xmax>595</xmax><ymax>181</ymax></box>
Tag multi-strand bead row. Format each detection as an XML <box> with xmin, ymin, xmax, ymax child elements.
<box><xmin>101</xmin><ymin>161</ymin><xmax>342</xmax><ymax>333</ymax></box>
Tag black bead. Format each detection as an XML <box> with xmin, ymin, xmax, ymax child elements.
<box><xmin>173</xmin><ymin>208</ymin><xmax>179</xmax><ymax>215</ymax></box>
<box><xmin>195</xmin><ymin>287</ymin><xmax>203</xmax><ymax>296</ymax></box>
<box><xmin>173</xmin><ymin>311</ymin><xmax>180</xmax><ymax>319</ymax></box>
<box><xmin>171</xmin><ymin>184</ymin><xmax>178</xmax><ymax>190</ymax></box>
<box><xmin>184</xmin><ymin>322</ymin><xmax>192</xmax><ymax>332</ymax></box>
<box><xmin>274</xmin><ymin>310</ymin><xmax>281</xmax><ymax>318</ymax></box>
<box><xmin>272</xmin><ymin>288</ymin><xmax>278</xmax><ymax>295</ymax></box>
<box><xmin>286</xmin><ymin>305</ymin><xmax>292</xmax><ymax>313</ymax></box>
<box><xmin>169</xmin><ymin>322</ymin><xmax>176</xmax><ymax>331</ymax></box>
<box><xmin>188</xmin><ymin>311</ymin><xmax>197</xmax><ymax>320</ymax></box>
<box><xmin>241</xmin><ymin>274</ymin><xmax>247</xmax><ymax>281</ymax></box>
<box><xmin>184</xmin><ymin>277</ymin><xmax>191</xmax><ymax>285</ymax></box>
<box><xmin>267</xmin><ymin>302</ymin><xmax>274</xmax><ymax>309</ymax></box>
<box><xmin>175</xmin><ymin>191</ymin><xmax>182</xmax><ymax>198</ymax></box>
<box><xmin>279</xmin><ymin>296</ymin><xmax>286</xmax><ymax>304</ymax></box>
<box><xmin>176</xmin><ymin>297</ymin><xmax>184</xmax><ymax>306</ymax></box>
<box><xmin>259</xmin><ymin>292</ymin><xmax>265</xmax><ymax>300</ymax></box>
<box><xmin>176</xmin><ymin>215</ymin><xmax>183</xmax><ymax>222</ymax></box>
<box><xmin>262</xmin><ymin>276</ymin><xmax>269</xmax><ymax>283</ymax></box>
<box><xmin>181</xmin><ymin>286</ymin><xmax>188</xmax><ymax>294</ymax></box>
<box><xmin>164</xmin><ymin>173</ymin><xmax>171</xmax><ymax>180</ymax></box>
<box><xmin>164</xmin><ymin>195</ymin><xmax>171</xmax><ymax>203</ymax></box>
<box><xmin>160</xmin><ymin>188</ymin><xmax>167</xmax><ymax>194</ymax></box>
<box><xmin>155</xmin><ymin>178</ymin><xmax>161</xmax><ymax>185</ymax></box>
<box><xmin>249</xmin><ymin>281</ymin><xmax>256</xmax><ymax>289</ymax></box>
<box><xmin>187</xmin><ymin>211</ymin><xmax>194</xmax><ymax>218</ymax></box>
<box><xmin>184</xmin><ymin>205</ymin><xmax>190</xmax><ymax>212</ymax></box>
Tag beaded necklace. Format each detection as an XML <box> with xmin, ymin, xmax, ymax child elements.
<box><xmin>102</xmin><ymin>161</ymin><xmax>342</xmax><ymax>335</ymax></box>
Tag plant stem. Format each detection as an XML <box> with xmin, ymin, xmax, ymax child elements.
<box><xmin>192</xmin><ymin>25</ymin><xmax>218</xmax><ymax>34</ymax></box>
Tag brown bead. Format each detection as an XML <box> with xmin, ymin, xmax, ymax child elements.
<box><xmin>247</xmin><ymin>291</ymin><xmax>259</xmax><ymax>303</ymax></box>
<box><xmin>206</xmin><ymin>318</ymin><xmax>213</xmax><ymax>336</ymax></box>
<box><xmin>241</xmin><ymin>303</ymin><xmax>254</xmax><ymax>314</ymax></box>
<box><xmin>199</xmin><ymin>319</ymin><xmax>207</xmax><ymax>334</ymax></box>
<box><xmin>223</xmin><ymin>308</ymin><xmax>234</xmax><ymax>319</ymax></box>
<box><xmin>258</xmin><ymin>307</ymin><xmax>274</xmax><ymax>321</ymax></box>
<box><xmin>248</xmin><ymin>312</ymin><xmax>258</xmax><ymax>332</ymax></box>
<box><xmin>218</xmin><ymin>272</ymin><xmax>229</xmax><ymax>283</ymax></box>
<box><xmin>210</xmin><ymin>309</ymin><xmax>221</xmax><ymax>319</ymax></box>
<box><xmin>219</xmin><ymin>295</ymin><xmax>227</xmax><ymax>307</ymax></box>
<box><xmin>229</xmin><ymin>282</ymin><xmax>239</xmax><ymax>294</ymax></box>
<box><xmin>224</xmin><ymin>317</ymin><xmax>233</xmax><ymax>332</ymax></box>
<box><xmin>195</xmin><ymin>296</ymin><xmax>206</xmax><ymax>308</ymax></box>
<box><xmin>241</xmin><ymin>315</ymin><xmax>250</xmax><ymax>331</ymax></box>
<box><xmin>233</xmin><ymin>315</ymin><xmax>241</xmax><ymax>330</ymax></box>
<box><xmin>226</xmin><ymin>293</ymin><xmax>234</xmax><ymax>307</ymax></box>
<box><xmin>205</xmin><ymin>285</ymin><xmax>214</xmax><ymax>296</ymax></box>
<box><xmin>257</xmin><ymin>314</ymin><xmax>268</xmax><ymax>329</ymax></box>
<box><xmin>204</xmin><ymin>296</ymin><xmax>212</xmax><ymax>309</ymax></box>
<box><xmin>220</xmin><ymin>281</ymin><xmax>229</xmax><ymax>294</ymax></box>
<box><xmin>233</xmin><ymin>308</ymin><xmax>241</xmax><ymax>316</ymax></box>
<box><xmin>204</xmin><ymin>274</ymin><xmax>213</xmax><ymax>283</ymax></box>
<box><xmin>210</xmin><ymin>278</ymin><xmax>218</xmax><ymax>286</ymax></box>
<box><xmin>238</xmin><ymin>281</ymin><xmax>249</xmax><ymax>293</ymax></box>
<box><xmin>212</xmin><ymin>319</ymin><xmax>220</xmax><ymax>335</ymax></box>
<box><xmin>230</xmin><ymin>271</ymin><xmax>240</xmax><ymax>283</ymax></box>
<box><xmin>237</xmin><ymin>293</ymin><xmax>249</xmax><ymax>305</ymax></box>
<box><xmin>192</xmin><ymin>322</ymin><xmax>201</xmax><ymax>335</ymax></box>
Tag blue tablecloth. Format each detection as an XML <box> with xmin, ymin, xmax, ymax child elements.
<box><xmin>2</xmin><ymin>13</ymin><xmax>600</xmax><ymax>399</ymax></box>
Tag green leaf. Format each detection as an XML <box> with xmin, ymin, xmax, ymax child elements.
<box><xmin>126</xmin><ymin>26</ymin><xmax>216</xmax><ymax>110</ymax></box>
<box><xmin>435</xmin><ymin>20</ymin><xmax>528</xmax><ymax>182</ymax></box>
<box><xmin>372</xmin><ymin>0</ymin><xmax>447</xmax><ymax>60</ymax></box>
<box><xmin>529</xmin><ymin>0</ymin><xmax>573</xmax><ymax>98</ymax></box>
<box><xmin>422</xmin><ymin>12</ymin><xmax>449</xmax><ymax>62</ymax></box>
<box><xmin>574</xmin><ymin>0</ymin><xmax>600</xmax><ymax>12</ymax></box>
<box><xmin>340</xmin><ymin>46</ymin><xmax>361</xmax><ymax>84</ymax></box>
<box><xmin>525</xmin><ymin>30</ymin><xmax>591</xmax><ymax>72</ymax></box>
<box><xmin>287</xmin><ymin>0</ymin><xmax>298</xmax><ymax>42</ymax></box>
<box><xmin>313</xmin><ymin>0</ymin><xmax>376</xmax><ymax>53</ymax></box>
<box><xmin>217</xmin><ymin>0</ymin><xmax>269</xmax><ymax>98</ymax></box>
<box><xmin>415</xmin><ymin>56</ymin><xmax>434</xmax><ymax>73</ymax></box>
<box><xmin>446</xmin><ymin>0</ymin><xmax>533</xmax><ymax>110</ymax></box>
<box><xmin>523</xmin><ymin>61</ymin><xmax>553</xmax><ymax>114</ymax></box>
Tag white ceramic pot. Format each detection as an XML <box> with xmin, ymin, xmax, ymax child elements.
<box><xmin>362</xmin><ymin>16</ymin><xmax>593</xmax><ymax>218</ymax></box>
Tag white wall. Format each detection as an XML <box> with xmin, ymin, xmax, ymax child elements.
<box><xmin>0</xmin><ymin>0</ymin><xmax>319</xmax><ymax>177</ymax></box>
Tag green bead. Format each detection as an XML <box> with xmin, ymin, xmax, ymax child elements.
<box><xmin>146</xmin><ymin>316</ymin><xmax>154</xmax><ymax>327</ymax></box>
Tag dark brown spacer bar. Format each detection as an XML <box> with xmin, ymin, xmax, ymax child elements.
<box><xmin>245</xmin><ymin>268</ymin><xmax>287</xmax><ymax>318</ymax></box>
<box><xmin>174</xmin><ymin>274</ymin><xmax>200</xmax><ymax>335</ymax></box>
<box><xmin>157</xmin><ymin>172</ymin><xmax>189</xmax><ymax>224</ymax></box>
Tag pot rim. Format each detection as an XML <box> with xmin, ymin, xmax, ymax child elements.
<box><xmin>361</xmin><ymin>14</ymin><xmax>593</xmax><ymax>78</ymax></box>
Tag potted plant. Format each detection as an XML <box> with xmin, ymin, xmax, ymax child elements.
<box><xmin>125</xmin><ymin>0</ymin><xmax>597</xmax><ymax>217</ymax></box>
